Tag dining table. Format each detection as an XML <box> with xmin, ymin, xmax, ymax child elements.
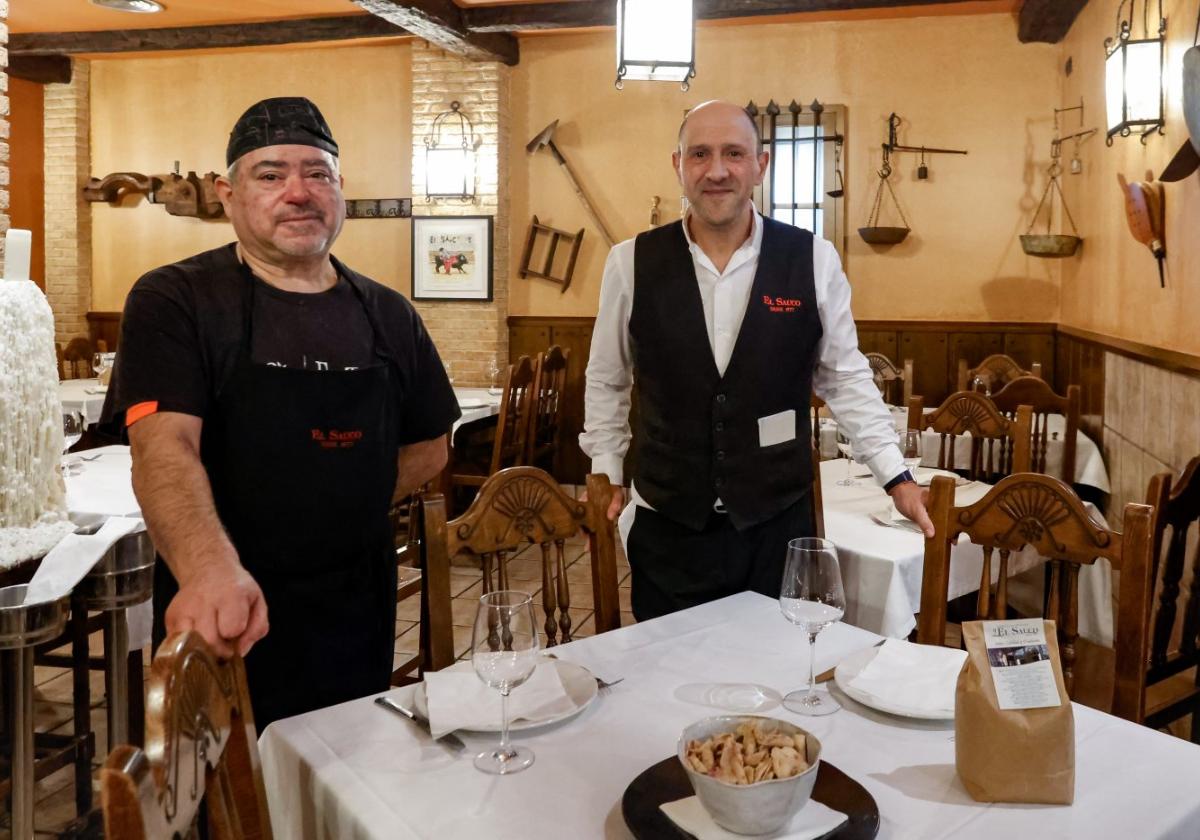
<box><xmin>58</xmin><ymin>377</ymin><xmax>108</xmax><ymax>426</ymax></box>
<box><xmin>258</xmin><ymin>591</ymin><xmax>1200</xmax><ymax>840</ymax></box>
<box><xmin>819</xmin><ymin>459</ymin><xmax>1112</xmax><ymax>646</ymax></box>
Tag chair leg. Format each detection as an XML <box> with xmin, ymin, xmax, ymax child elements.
<box><xmin>127</xmin><ymin>648</ymin><xmax>145</xmax><ymax>748</ymax></box>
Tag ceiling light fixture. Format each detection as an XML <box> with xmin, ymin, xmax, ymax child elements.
<box><xmin>90</xmin><ymin>0</ymin><xmax>165</xmax><ymax>13</ymax></box>
<box><xmin>615</xmin><ymin>0</ymin><xmax>696</xmax><ymax>91</ymax></box>
<box><xmin>1104</xmin><ymin>0</ymin><xmax>1166</xmax><ymax>144</ymax></box>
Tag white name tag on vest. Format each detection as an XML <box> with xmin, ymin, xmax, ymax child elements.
<box><xmin>757</xmin><ymin>409</ymin><xmax>797</xmax><ymax>447</ymax></box>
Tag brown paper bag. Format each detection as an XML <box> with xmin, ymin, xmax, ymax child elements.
<box><xmin>955</xmin><ymin>620</ymin><xmax>1074</xmax><ymax>804</ymax></box>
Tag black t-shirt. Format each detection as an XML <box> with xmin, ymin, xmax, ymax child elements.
<box><xmin>100</xmin><ymin>243</ymin><xmax>461</xmax><ymax>447</ymax></box>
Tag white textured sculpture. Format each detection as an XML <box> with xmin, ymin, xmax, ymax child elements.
<box><xmin>0</xmin><ymin>229</ymin><xmax>75</xmax><ymax>566</ymax></box>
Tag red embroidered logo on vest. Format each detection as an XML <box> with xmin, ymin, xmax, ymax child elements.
<box><xmin>762</xmin><ymin>294</ymin><xmax>803</xmax><ymax>313</ymax></box>
<box><xmin>311</xmin><ymin>428</ymin><xmax>364</xmax><ymax>449</ymax></box>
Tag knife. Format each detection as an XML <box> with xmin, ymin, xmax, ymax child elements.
<box><xmin>815</xmin><ymin>638</ymin><xmax>886</xmax><ymax>684</ymax></box>
<box><xmin>374</xmin><ymin>695</ymin><xmax>466</xmax><ymax>754</ymax></box>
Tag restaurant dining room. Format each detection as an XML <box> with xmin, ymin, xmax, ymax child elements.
<box><xmin>6</xmin><ymin>0</ymin><xmax>1200</xmax><ymax>837</ymax></box>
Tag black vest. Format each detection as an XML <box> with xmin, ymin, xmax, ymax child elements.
<box><xmin>629</xmin><ymin>217</ymin><xmax>823</xmax><ymax>531</ymax></box>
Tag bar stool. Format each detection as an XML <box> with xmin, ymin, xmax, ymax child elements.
<box><xmin>74</xmin><ymin>529</ymin><xmax>155</xmax><ymax>750</ymax></box>
<box><xmin>0</xmin><ymin>584</ymin><xmax>69</xmax><ymax>839</ymax></box>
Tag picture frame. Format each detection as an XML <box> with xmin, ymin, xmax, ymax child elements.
<box><xmin>411</xmin><ymin>215</ymin><xmax>494</xmax><ymax>301</ymax></box>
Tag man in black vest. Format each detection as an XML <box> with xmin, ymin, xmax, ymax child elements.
<box><xmin>581</xmin><ymin>100</ymin><xmax>932</xmax><ymax>621</ymax></box>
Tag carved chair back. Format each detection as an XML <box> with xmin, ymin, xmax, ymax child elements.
<box><xmin>990</xmin><ymin>376</ymin><xmax>1081</xmax><ymax>482</ymax></box>
<box><xmin>865</xmin><ymin>352</ymin><xmax>914</xmax><ymax>407</ymax></box>
<box><xmin>907</xmin><ymin>392</ymin><xmax>1033</xmax><ymax>483</ymax></box>
<box><xmin>58</xmin><ymin>336</ymin><xmax>96</xmax><ymax>380</ymax></box>
<box><xmin>100</xmin><ymin>632</ymin><xmax>272</xmax><ymax>840</ymax></box>
<box><xmin>452</xmin><ymin>356</ymin><xmax>537</xmax><ymax>490</ymax></box>
<box><xmin>956</xmin><ymin>353</ymin><xmax>1042</xmax><ymax>393</ymax></box>
<box><xmin>918</xmin><ymin>473</ymin><xmax>1155</xmax><ymax>722</ymax></box>
<box><xmin>525</xmin><ymin>345</ymin><xmax>570</xmax><ymax>472</ymax></box>
<box><xmin>389</xmin><ymin>492</ymin><xmax>455</xmax><ymax>686</ymax></box>
<box><xmin>1143</xmin><ymin>457</ymin><xmax>1200</xmax><ymax>735</ymax></box>
<box><xmin>422</xmin><ymin>467</ymin><xmax>620</xmax><ymax>647</ymax></box>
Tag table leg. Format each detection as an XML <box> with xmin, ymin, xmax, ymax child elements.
<box><xmin>127</xmin><ymin>648</ymin><xmax>145</xmax><ymax>748</ymax></box>
<box><xmin>103</xmin><ymin>610</ymin><xmax>129</xmax><ymax>750</ymax></box>
<box><xmin>69</xmin><ymin>601</ymin><xmax>93</xmax><ymax>815</ymax></box>
<box><xmin>6</xmin><ymin>646</ymin><xmax>36</xmax><ymax>839</ymax></box>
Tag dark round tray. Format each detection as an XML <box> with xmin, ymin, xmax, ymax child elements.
<box><xmin>622</xmin><ymin>757</ymin><xmax>880</xmax><ymax>839</ymax></box>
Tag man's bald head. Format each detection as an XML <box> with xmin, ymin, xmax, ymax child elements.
<box><xmin>677</xmin><ymin>100</ymin><xmax>761</xmax><ymax>152</ymax></box>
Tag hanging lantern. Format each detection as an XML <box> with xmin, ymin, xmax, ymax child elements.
<box><xmin>615</xmin><ymin>0</ymin><xmax>696</xmax><ymax>91</ymax></box>
<box><xmin>424</xmin><ymin>101</ymin><xmax>477</xmax><ymax>201</ymax></box>
<box><xmin>1104</xmin><ymin>0</ymin><xmax>1166</xmax><ymax>144</ymax></box>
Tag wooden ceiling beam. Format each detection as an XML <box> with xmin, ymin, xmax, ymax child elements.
<box><xmin>466</xmin><ymin>0</ymin><xmax>981</xmax><ymax>33</ymax></box>
<box><xmin>352</xmin><ymin>0</ymin><xmax>518</xmax><ymax>65</ymax></box>
<box><xmin>1017</xmin><ymin>0</ymin><xmax>1088</xmax><ymax>44</ymax></box>
<box><xmin>8</xmin><ymin>55</ymin><xmax>73</xmax><ymax>84</ymax></box>
<box><xmin>9</xmin><ymin>15</ymin><xmax>403</xmax><ymax>57</ymax></box>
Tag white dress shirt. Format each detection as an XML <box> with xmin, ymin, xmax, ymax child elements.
<box><xmin>580</xmin><ymin>206</ymin><xmax>905</xmax><ymax>501</ymax></box>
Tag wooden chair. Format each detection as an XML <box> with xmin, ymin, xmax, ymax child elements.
<box><xmin>451</xmin><ymin>355</ymin><xmax>537</xmax><ymax>490</ymax></box>
<box><xmin>1142</xmin><ymin>457</ymin><xmax>1200</xmax><ymax>737</ymax></box>
<box><xmin>810</xmin><ymin>394</ymin><xmax>825</xmax><ymax>454</ymax></box>
<box><xmin>956</xmin><ymin>353</ymin><xmax>1042</xmax><ymax>393</ymax></box>
<box><xmin>918</xmin><ymin>473</ymin><xmax>1155</xmax><ymax>723</ymax></box>
<box><xmin>421</xmin><ymin>467</ymin><xmax>620</xmax><ymax>647</ymax></box>
<box><xmin>57</xmin><ymin>336</ymin><xmax>97</xmax><ymax>380</ymax></box>
<box><xmin>990</xmin><ymin>375</ymin><xmax>1081</xmax><ymax>483</ymax></box>
<box><xmin>389</xmin><ymin>493</ymin><xmax>455</xmax><ymax>686</ymax></box>
<box><xmin>907</xmin><ymin>392</ymin><xmax>1033</xmax><ymax>483</ymax></box>
<box><xmin>865</xmin><ymin>351</ymin><xmax>913</xmax><ymax>407</ymax></box>
<box><xmin>525</xmin><ymin>345</ymin><xmax>570</xmax><ymax>475</ymax></box>
<box><xmin>811</xmin><ymin>443</ymin><xmax>825</xmax><ymax>539</ymax></box>
<box><xmin>100</xmin><ymin>631</ymin><xmax>273</xmax><ymax>840</ymax></box>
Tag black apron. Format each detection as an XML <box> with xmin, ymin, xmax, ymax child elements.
<box><xmin>153</xmin><ymin>265</ymin><xmax>400</xmax><ymax>730</ymax></box>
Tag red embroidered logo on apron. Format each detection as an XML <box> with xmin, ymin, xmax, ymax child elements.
<box><xmin>762</xmin><ymin>294</ymin><xmax>803</xmax><ymax>314</ymax></box>
<box><xmin>311</xmin><ymin>428</ymin><xmax>365</xmax><ymax>449</ymax></box>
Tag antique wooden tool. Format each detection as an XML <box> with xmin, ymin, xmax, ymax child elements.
<box><xmin>526</xmin><ymin>120</ymin><xmax>617</xmax><ymax>247</ymax></box>
<box><xmin>1117</xmin><ymin>172</ymin><xmax>1166</xmax><ymax>287</ymax></box>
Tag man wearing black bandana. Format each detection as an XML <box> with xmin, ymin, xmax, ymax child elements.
<box><xmin>101</xmin><ymin>97</ymin><xmax>460</xmax><ymax>729</ymax></box>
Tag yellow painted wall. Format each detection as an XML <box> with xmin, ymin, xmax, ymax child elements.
<box><xmin>89</xmin><ymin>42</ymin><xmax>412</xmax><ymax>311</ymax></box>
<box><xmin>1059</xmin><ymin>0</ymin><xmax>1200</xmax><ymax>355</ymax></box>
<box><xmin>508</xmin><ymin>14</ymin><xmax>1062</xmax><ymax>320</ymax></box>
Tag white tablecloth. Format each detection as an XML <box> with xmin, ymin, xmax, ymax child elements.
<box><xmin>819</xmin><ymin>407</ymin><xmax>1110</xmax><ymax>493</ymax></box>
<box><xmin>453</xmin><ymin>387</ymin><xmax>501</xmax><ymax>434</ymax></box>
<box><xmin>822</xmin><ymin>459</ymin><xmax>1112</xmax><ymax>645</ymax></box>
<box><xmin>259</xmin><ymin>592</ymin><xmax>1200</xmax><ymax>840</ymax></box>
<box><xmin>58</xmin><ymin>377</ymin><xmax>107</xmax><ymax>426</ymax></box>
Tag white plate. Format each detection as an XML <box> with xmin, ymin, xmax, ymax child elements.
<box><xmin>834</xmin><ymin>646</ymin><xmax>955</xmax><ymax>720</ymax></box>
<box><xmin>868</xmin><ymin>506</ymin><xmax>925</xmax><ymax>535</ymax></box>
<box><xmin>413</xmin><ymin>658</ymin><xmax>598</xmax><ymax>732</ymax></box>
<box><xmin>458</xmin><ymin>398</ymin><xmax>487</xmax><ymax>408</ymax></box>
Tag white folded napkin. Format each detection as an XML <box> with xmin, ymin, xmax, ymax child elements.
<box><xmin>423</xmin><ymin>660</ymin><xmax>574</xmax><ymax>738</ymax></box>
<box><xmin>847</xmin><ymin>638</ymin><xmax>966</xmax><ymax>715</ymax></box>
<box><xmin>913</xmin><ymin>467</ymin><xmax>961</xmax><ymax>486</ymax></box>
<box><xmin>660</xmin><ymin>795</ymin><xmax>846</xmax><ymax>840</ymax></box>
<box><xmin>23</xmin><ymin>517</ymin><xmax>143</xmax><ymax>605</ymax></box>
<box><xmin>84</xmin><ymin>386</ymin><xmax>108</xmax><ymax>395</ymax></box>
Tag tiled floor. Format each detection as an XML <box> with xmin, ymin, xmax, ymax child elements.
<box><xmin>20</xmin><ymin>519</ymin><xmax>632</xmax><ymax>836</ymax></box>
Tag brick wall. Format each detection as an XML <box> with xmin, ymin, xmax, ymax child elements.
<box><xmin>43</xmin><ymin>59</ymin><xmax>90</xmax><ymax>342</ymax></box>
<box><xmin>410</xmin><ymin>40</ymin><xmax>510</xmax><ymax>388</ymax></box>
<box><xmin>0</xmin><ymin>0</ymin><xmax>8</xmax><ymax>262</ymax></box>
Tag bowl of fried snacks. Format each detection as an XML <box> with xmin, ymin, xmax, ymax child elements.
<box><xmin>677</xmin><ymin>715</ymin><xmax>822</xmax><ymax>835</ymax></box>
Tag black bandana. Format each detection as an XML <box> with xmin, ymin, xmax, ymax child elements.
<box><xmin>226</xmin><ymin>97</ymin><xmax>339</xmax><ymax>167</ymax></box>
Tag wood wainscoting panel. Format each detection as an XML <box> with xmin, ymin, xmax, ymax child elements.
<box><xmin>949</xmin><ymin>331</ymin><xmax>1004</xmax><ymax>389</ymax></box>
<box><xmin>1004</xmin><ymin>331</ymin><xmax>1057</xmax><ymax>385</ymax></box>
<box><xmin>899</xmin><ymin>329</ymin><xmax>949</xmax><ymax>405</ymax></box>
<box><xmin>86</xmin><ymin>311</ymin><xmax>122</xmax><ymax>352</ymax></box>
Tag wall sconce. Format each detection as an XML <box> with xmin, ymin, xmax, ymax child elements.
<box><xmin>1104</xmin><ymin>0</ymin><xmax>1166</xmax><ymax>144</ymax></box>
<box><xmin>615</xmin><ymin>0</ymin><xmax>695</xmax><ymax>91</ymax></box>
<box><xmin>424</xmin><ymin>101</ymin><xmax>477</xmax><ymax>201</ymax></box>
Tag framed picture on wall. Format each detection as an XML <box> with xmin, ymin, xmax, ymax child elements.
<box><xmin>411</xmin><ymin>215</ymin><xmax>494</xmax><ymax>301</ymax></box>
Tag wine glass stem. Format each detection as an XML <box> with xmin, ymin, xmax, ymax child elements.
<box><xmin>498</xmin><ymin>688</ymin><xmax>512</xmax><ymax>757</ymax></box>
<box><xmin>806</xmin><ymin>630</ymin><xmax>819</xmax><ymax>700</ymax></box>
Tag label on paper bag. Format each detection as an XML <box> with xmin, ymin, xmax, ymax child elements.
<box><xmin>981</xmin><ymin>619</ymin><xmax>1061</xmax><ymax>710</ymax></box>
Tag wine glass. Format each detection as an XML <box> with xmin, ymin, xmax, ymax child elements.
<box><xmin>92</xmin><ymin>352</ymin><xmax>105</xmax><ymax>379</ymax></box>
<box><xmin>444</xmin><ymin>359</ymin><xmax>455</xmax><ymax>386</ymax></box>
<box><xmin>487</xmin><ymin>354</ymin><xmax>503</xmax><ymax>395</ymax></box>
<box><xmin>902</xmin><ymin>429</ymin><xmax>923</xmax><ymax>472</ymax></box>
<box><xmin>779</xmin><ymin>538</ymin><xmax>846</xmax><ymax>716</ymax></box>
<box><xmin>835</xmin><ymin>427</ymin><xmax>857</xmax><ymax>486</ymax></box>
<box><xmin>62</xmin><ymin>411</ymin><xmax>84</xmax><ymax>454</ymax></box>
<box><xmin>471</xmin><ymin>590</ymin><xmax>540</xmax><ymax>775</ymax></box>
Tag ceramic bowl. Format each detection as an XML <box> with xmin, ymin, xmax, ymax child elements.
<box><xmin>677</xmin><ymin>715</ymin><xmax>821</xmax><ymax>835</ymax></box>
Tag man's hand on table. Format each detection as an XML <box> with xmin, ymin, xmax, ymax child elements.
<box><xmin>166</xmin><ymin>559</ymin><xmax>269</xmax><ymax>658</ymax></box>
<box><xmin>888</xmin><ymin>481</ymin><xmax>935</xmax><ymax>538</ymax></box>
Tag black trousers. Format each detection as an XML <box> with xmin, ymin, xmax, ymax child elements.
<box><xmin>626</xmin><ymin>494</ymin><xmax>814</xmax><ymax>622</ymax></box>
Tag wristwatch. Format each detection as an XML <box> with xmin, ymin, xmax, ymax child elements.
<box><xmin>883</xmin><ymin>470</ymin><xmax>916</xmax><ymax>493</ymax></box>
